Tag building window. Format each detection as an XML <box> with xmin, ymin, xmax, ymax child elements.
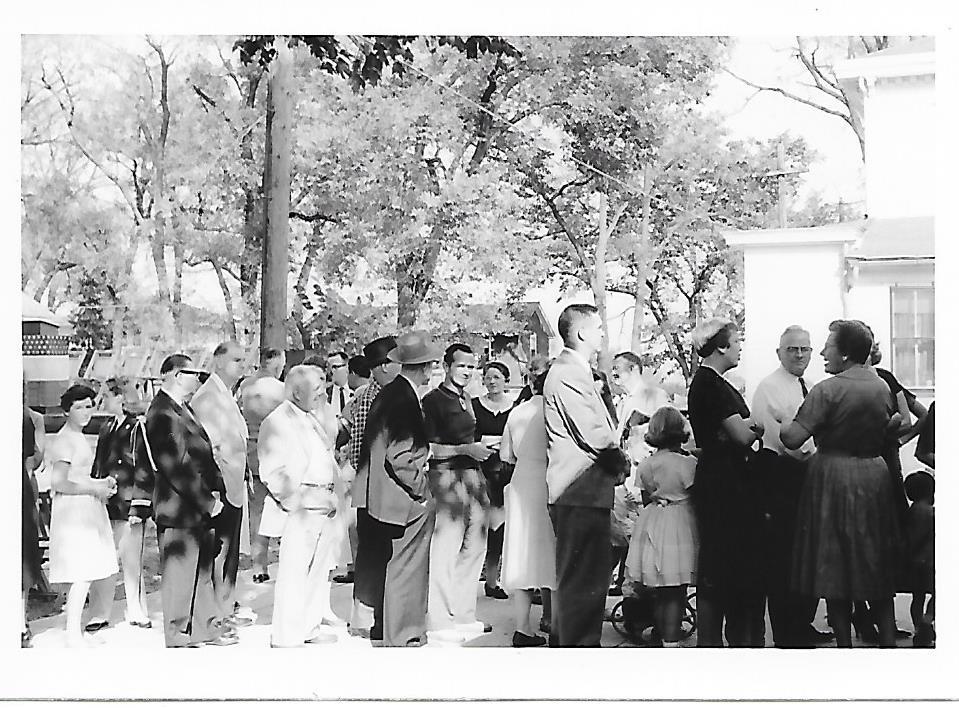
<box><xmin>890</xmin><ymin>286</ymin><xmax>935</xmax><ymax>389</ymax></box>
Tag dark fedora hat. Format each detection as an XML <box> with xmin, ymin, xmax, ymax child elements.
<box><xmin>363</xmin><ymin>336</ymin><xmax>398</xmax><ymax>368</ymax></box>
<box><xmin>387</xmin><ymin>331</ymin><xmax>443</xmax><ymax>365</ymax></box>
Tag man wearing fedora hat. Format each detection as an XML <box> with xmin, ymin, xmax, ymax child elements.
<box><xmin>355</xmin><ymin>331</ymin><xmax>440</xmax><ymax>646</ymax></box>
<box><xmin>348</xmin><ymin>336</ymin><xmax>401</xmax><ymax>635</ymax></box>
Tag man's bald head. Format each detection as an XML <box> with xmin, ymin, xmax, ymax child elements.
<box><xmin>285</xmin><ymin>364</ymin><xmax>326</xmax><ymax>412</ymax></box>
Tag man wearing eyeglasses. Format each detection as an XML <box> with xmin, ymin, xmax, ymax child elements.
<box><xmin>752</xmin><ymin>326</ymin><xmax>832</xmax><ymax>648</ymax></box>
<box><xmin>137</xmin><ymin>353</ymin><xmax>232</xmax><ymax>647</ymax></box>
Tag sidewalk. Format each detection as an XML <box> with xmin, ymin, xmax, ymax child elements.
<box><xmin>27</xmin><ymin>566</ymin><xmax>921</xmax><ymax>649</ymax></box>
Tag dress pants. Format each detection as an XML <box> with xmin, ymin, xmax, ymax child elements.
<box><xmin>353</xmin><ymin>507</ymin><xmax>394</xmax><ymax>634</ymax></box>
<box><xmin>427</xmin><ymin>467</ymin><xmax>489</xmax><ymax>630</ymax></box>
<box><xmin>212</xmin><ymin>501</ymin><xmax>242</xmax><ymax>618</ymax></box>
<box><xmin>763</xmin><ymin>455</ymin><xmax>819</xmax><ymax>646</ymax></box>
<box><xmin>383</xmin><ymin>506</ymin><xmax>436</xmax><ymax>646</ymax></box>
<box><xmin>158</xmin><ymin>525</ymin><xmax>221</xmax><ymax>647</ymax></box>
<box><xmin>548</xmin><ymin>504</ymin><xmax>610</xmax><ymax>647</ymax></box>
<box><xmin>271</xmin><ymin>509</ymin><xmax>337</xmax><ymax>647</ymax></box>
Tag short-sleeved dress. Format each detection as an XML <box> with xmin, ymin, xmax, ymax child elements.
<box><xmin>625</xmin><ymin>450</ymin><xmax>698</xmax><ymax>587</ymax></box>
<box><xmin>500</xmin><ymin>396</ymin><xmax>556</xmax><ymax>591</ymax></box>
<box><xmin>687</xmin><ymin>365</ymin><xmax>765</xmax><ymax>592</ymax></box>
<box><xmin>790</xmin><ymin>365</ymin><xmax>901</xmax><ymax>600</ymax></box>
<box><xmin>47</xmin><ymin>429</ymin><xmax>119</xmax><ymax>584</ymax></box>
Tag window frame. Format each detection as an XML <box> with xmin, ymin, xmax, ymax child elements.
<box><xmin>889</xmin><ymin>284</ymin><xmax>935</xmax><ymax>391</ymax></box>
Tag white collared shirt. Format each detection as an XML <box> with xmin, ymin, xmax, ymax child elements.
<box><xmin>751</xmin><ymin>365</ymin><xmax>816</xmax><ymax>460</ymax></box>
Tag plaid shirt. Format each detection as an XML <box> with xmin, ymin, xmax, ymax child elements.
<box><xmin>347</xmin><ymin>377</ymin><xmax>382</xmax><ymax>470</ymax></box>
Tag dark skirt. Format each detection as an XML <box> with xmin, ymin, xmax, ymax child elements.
<box><xmin>791</xmin><ymin>453</ymin><xmax>901</xmax><ymax>601</ymax></box>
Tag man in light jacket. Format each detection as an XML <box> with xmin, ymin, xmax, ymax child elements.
<box><xmin>259</xmin><ymin>365</ymin><xmax>342</xmax><ymax>647</ymax></box>
<box><xmin>543</xmin><ymin>304</ymin><xmax>629</xmax><ymax>647</ymax></box>
<box><xmin>191</xmin><ymin>341</ymin><xmax>253</xmax><ymax>627</ymax></box>
<box><xmin>357</xmin><ymin>331</ymin><xmax>440</xmax><ymax>647</ymax></box>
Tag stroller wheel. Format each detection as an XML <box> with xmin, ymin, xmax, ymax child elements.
<box><xmin>609</xmin><ymin>600</ymin><xmax>630</xmax><ymax>638</ymax></box>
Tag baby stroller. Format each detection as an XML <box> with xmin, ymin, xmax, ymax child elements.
<box><xmin>608</xmin><ymin>584</ymin><xmax>697</xmax><ymax>645</ymax></box>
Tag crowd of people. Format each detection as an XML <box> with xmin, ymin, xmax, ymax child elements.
<box><xmin>20</xmin><ymin>304</ymin><xmax>936</xmax><ymax>649</ymax></box>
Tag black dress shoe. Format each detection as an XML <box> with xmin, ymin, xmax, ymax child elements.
<box><xmin>333</xmin><ymin>570</ymin><xmax>355</xmax><ymax>584</ymax></box>
<box><xmin>84</xmin><ymin>620</ymin><xmax>109</xmax><ymax>633</ymax></box>
<box><xmin>484</xmin><ymin>585</ymin><xmax>509</xmax><ymax>600</ymax></box>
<box><xmin>512</xmin><ymin>631</ymin><xmax>547</xmax><ymax>648</ymax></box>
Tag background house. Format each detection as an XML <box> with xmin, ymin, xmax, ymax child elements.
<box><xmin>725</xmin><ymin>38</ymin><xmax>935</xmax><ymax>407</ymax></box>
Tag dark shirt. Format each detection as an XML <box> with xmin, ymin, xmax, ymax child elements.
<box><xmin>916</xmin><ymin>401</ymin><xmax>935</xmax><ymax>463</ymax></box>
<box><xmin>687</xmin><ymin>366</ymin><xmax>751</xmax><ymax>460</ymax></box>
<box><xmin>795</xmin><ymin>366</ymin><xmax>893</xmax><ymax>457</ymax></box>
<box><xmin>423</xmin><ymin>384</ymin><xmax>478</xmax><ymax>470</ymax></box>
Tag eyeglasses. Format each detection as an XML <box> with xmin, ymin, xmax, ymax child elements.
<box><xmin>179</xmin><ymin>369</ymin><xmax>210</xmax><ymax>383</ymax></box>
<box><xmin>784</xmin><ymin>347</ymin><xmax>813</xmax><ymax>355</ymax></box>
<box><xmin>329</xmin><ymin>362</ymin><xmax>348</xmax><ymax>369</ymax></box>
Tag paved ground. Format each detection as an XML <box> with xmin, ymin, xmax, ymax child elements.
<box><xmin>26</xmin><ymin>561</ymin><xmax>926</xmax><ymax>650</ymax></box>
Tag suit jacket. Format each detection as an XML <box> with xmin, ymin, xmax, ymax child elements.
<box><xmin>92</xmin><ymin>413</ymin><xmax>153</xmax><ymax>521</ymax></box>
<box><xmin>358</xmin><ymin>376</ymin><xmax>430</xmax><ymax>526</ymax></box>
<box><xmin>543</xmin><ymin>348</ymin><xmax>620</xmax><ymax>508</ymax></box>
<box><xmin>258</xmin><ymin>400</ymin><xmax>340</xmax><ymax>514</ymax></box>
<box><xmin>191</xmin><ymin>373</ymin><xmax>249</xmax><ymax>508</ymax></box>
<box><xmin>136</xmin><ymin>389</ymin><xmax>224</xmax><ymax>529</ymax></box>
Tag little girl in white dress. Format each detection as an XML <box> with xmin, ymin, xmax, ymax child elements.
<box><xmin>625</xmin><ymin>406</ymin><xmax>698</xmax><ymax>647</ymax></box>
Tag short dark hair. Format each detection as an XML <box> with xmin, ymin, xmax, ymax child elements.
<box><xmin>160</xmin><ymin>354</ymin><xmax>192</xmax><ymax>375</ymax></box>
<box><xmin>558</xmin><ymin>303</ymin><xmax>599</xmax><ymax>346</ymax></box>
<box><xmin>262</xmin><ymin>347</ymin><xmax>284</xmax><ymax>363</ymax></box>
<box><xmin>532</xmin><ymin>364</ymin><xmax>551</xmax><ymax>396</ymax></box>
<box><xmin>349</xmin><ymin>355</ymin><xmax>371</xmax><ymax>379</ymax></box>
<box><xmin>696</xmin><ymin>323</ymin><xmax>738</xmax><ymax>358</ymax></box>
<box><xmin>828</xmin><ymin>320</ymin><xmax>872</xmax><ymax>365</ymax></box>
<box><xmin>645</xmin><ymin>406</ymin><xmax>690</xmax><ymax>449</ymax></box>
<box><xmin>614</xmin><ymin>351</ymin><xmax>643</xmax><ymax>371</ymax></box>
<box><xmin>444</xmin><ymin>343</ymin><xmax>474</xmax><ymax>366</ymax></box>
<box><xmin>903</xmin><ymin>470</ymin><xmax>935</xmax><ymax>504</ymax></box>
<box><xmin>213</xmin><ymin>341</ymin><xmax>238</xmax><ymax>357</ymax></box>
<box><xmin>302</xmin><ymin>354</ymin><xmax>326</xmax><ymax>369</ymax></box>
<box><xmin>483</xmin><ymin>361</ymin><xmax>510</xmax><ymax>382</ymax></box>
<box><xmin>326</xmin><ymin>351</ymin><xmax>348</xmax><ymax>363</ymax></box>
<box><xmin>105</xmin><ymin>377</ymin><xmax>129</xmax><ymax>397</ymax></box>
<box><xmin>61</xmin><ymin>384</ymin><xmax>97</xmax><ymax>412</ymax></box>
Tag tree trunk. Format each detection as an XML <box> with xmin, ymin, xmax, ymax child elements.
<box><xmin>592</xmin><ymin>193</ymin><xmax>626</xmax><ymax>372</ymax></box>
<box><xmin>631</xmin><ymin>167</ymin><xmax>654</xmax><ymax>354</ymax></box>
<box><xmin>260</xmin><ymin>40</ymin><xmax>292</xmax><ymax>355</ymax></box>
<box><xmin>33</xmin><ymin>267</ymin><xmax>59</xmax><ymax>302</ymax></box>
<box><xmin>395</xmin><ymin>232</ymin><xmax>445</xmax><ymax>330</ymax></box>
<box><xmin>212</xmin><ymin>259</ymin><xmax>238</xmax><ymax>341</ymax></box>
<box><xmin>240</xmin><ymin>71</ymin><xmax>263</xmax><ymax>302</ymax></box>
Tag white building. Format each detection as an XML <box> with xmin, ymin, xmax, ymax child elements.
<box><xmin>725</xmin><ymin>38</ymin><xmax>935</xmax><ymax>404</ymax></box>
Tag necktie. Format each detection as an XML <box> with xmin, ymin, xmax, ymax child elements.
<box><xmin>798</xmin><ymin>377</ymin><xmax>809</xmax><ymax>398</ymax></box>
<box><xmin>339</xmin><ymin>387</ymin><xmax>346</xmax><ymax>413</ymax></box>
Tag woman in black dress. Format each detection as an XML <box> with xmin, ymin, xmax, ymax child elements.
<box><xmin>472</xmin><ymin>362</ymin><xmax>514</xmax><ymax>599</ymax></box>
<box><xmin>686</xmin><ymin>319</ymin><xmax>766</xmax><ymax>647</ymax></box>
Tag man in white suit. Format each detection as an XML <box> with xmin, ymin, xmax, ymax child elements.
<box><xmin>191</xmin><ymin>341</ymin><xmax>253</xmax><ymax>628</ymax></box>
<box><xmin>258</xmin><ymin>365</ymin><xmax>342</xmax><ymax>647</ymax></box>
<box><xmin>543</xmin><ymin>304</ymin><xmax>629</xmax><ymax>647</ymax></box>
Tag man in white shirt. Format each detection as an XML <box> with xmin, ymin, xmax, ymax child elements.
<box><xmin>191</xmin><ymin>341</ymin><xmax>254</xmax><ymax>628</ymax></box>
<box><xmin>259</xmin><ymin>365</ymin><xmax>342</xmax><ymax>647</ymax></box>
<box><xmin>751</xmin><ymin>325</ymin><xmax>832</xmax><ymax>648</ymax></box>
<box><xmin>326</xmin><ymin>351</ymin><xmax>353</xmax><ymax>418</ymax></box>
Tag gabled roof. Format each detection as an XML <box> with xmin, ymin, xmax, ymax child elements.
<box><xmin>864</xmin><ymin>37</ymin><xmax>934</xmax><ymax>59</ymax></box>
<box><xmin>847</xmin><ymin>216</ymin><xmax>934</xmax><ymax>261</ymax></box>
<box><xmin>22</xmin><ymin>292</ymin><xmax>66</xmax><ymax>326</ymax></box>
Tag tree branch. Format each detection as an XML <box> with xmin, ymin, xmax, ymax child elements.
<box><xmin>723</xmin><ymin>67</ymin><xmax>852</xmax><ymax>122</ymax></box>
<box><xmin>289</xmin><ymin>210</ymin><xmax>338</xmax><ymax>224</ymax></box>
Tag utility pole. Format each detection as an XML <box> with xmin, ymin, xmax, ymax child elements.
<box><xmin>260</xmin><ymin>39</ymin><xmax>293</xmax><ymax>356</ymax></box>
<box><xmin>764</xmin><ymin>139</ymin><xmax>806</xmax><ymax>228</ymax></box>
